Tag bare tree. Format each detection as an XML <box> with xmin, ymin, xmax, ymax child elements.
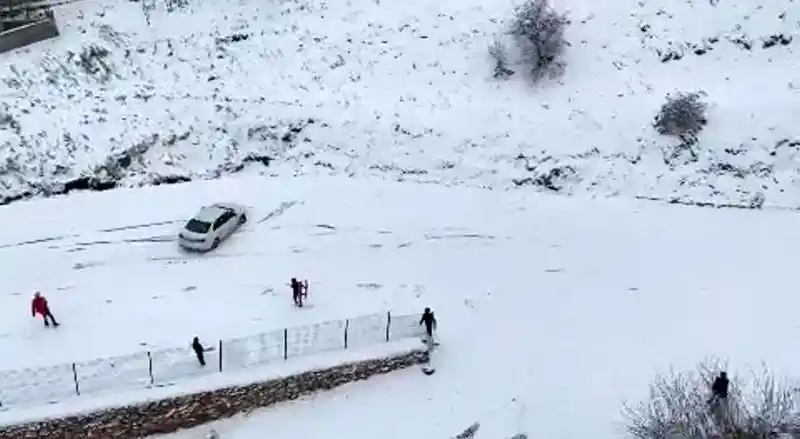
<box><xmin>508</xmin><ymin>0</ymin><xmax>567</xmax><ymax>81</ymax></box>
<box><xmin>623</xmin><ymin>358</ymin><xmax>800</xmax><ymax>439</ymax></box>
<box><xmin>653</xmin><ymin>91</ymin><xmax>708</xmax><ymax>140</ymax></box>
<box><xmin>488</xmin><ymin>39</ymin><xmax>515</xmax><ymax>79</ymax></box>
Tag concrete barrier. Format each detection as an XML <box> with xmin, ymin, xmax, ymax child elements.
<box><xmin>0</xmin><ymin>8</ymin><xmax>58</xmax><ymax>54</ymax></box>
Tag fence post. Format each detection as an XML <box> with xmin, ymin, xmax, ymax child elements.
<box><xmin>71</xmin><ymin>363</ymin><xmax>80</xmax><ymax>396</ymax></box>
<box><xmin>344</xmin><ymin>319</ymin><xmax>349</xmax><ymax>349</ymax></box>
<box><xmin>218</xmin><ymin>340</ymin><xmax>223</xmax><ymax>372</ymax></box>
<box><xmin>147</xmin><ymin>351</ymin><xmax>154</xmax><ymax>385</ymax></box>
<box><xmin>385</xmin><ymin>311</ymin><xmax>391</xmax><ymax>342</ymax></box>
<box><xmin>283</xmin><ymin>328</ymin><xmax>288</xmax><ymax>360</ymax></box>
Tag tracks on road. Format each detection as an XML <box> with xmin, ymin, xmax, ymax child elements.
<box><xmin>0</xmin><ymin>200</ymin><xmax>303</xmax><ymax>251</ymax></box>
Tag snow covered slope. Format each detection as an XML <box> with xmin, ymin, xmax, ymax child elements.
<box><xmin>1</xmin><ymin>0</ymin><xmax>798</xmax><ymax>206</ymax></box>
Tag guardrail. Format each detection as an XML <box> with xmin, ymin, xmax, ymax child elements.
<box><xmin>0</xmin><ymin>310</ymin><xmax>425</xmax><ymax>409</ymax></box>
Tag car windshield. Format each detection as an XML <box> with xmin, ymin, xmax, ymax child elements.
<box><xmin>185</xmin><ymin>219</ymin><xmax>211</xmax><ymax>234</ymax></box>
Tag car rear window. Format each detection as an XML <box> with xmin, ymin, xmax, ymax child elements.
<box><xmin>185</xmin><ymin>219</ymin><xmax>211</xmax><ymax>233</ymax></box>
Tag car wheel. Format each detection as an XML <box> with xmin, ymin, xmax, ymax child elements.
<box><xmin>239</xmin><ymin>213</ymin><xmax>247</xmax><ymax>224</ymax></box>
<box><xmin>211</xmin><ymin>238</ymin><xmax>220</xmax><ymax>249</ymax></box>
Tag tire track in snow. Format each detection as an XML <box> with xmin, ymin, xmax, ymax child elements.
<box><xmin>257</xmin><ymin>200</ymin><xmax>303</xmax><ymax>224</ymax></box>
<box><xmin>0</xmin><ymin>200</ymin><xmax>302</xmax><ymax>251</ymax></box>
<box><xmin>0</xmin><ymin>220</ymin><xmax>182</xmax><ymax>250</ymax></box>
<box><xmin>67</xmin><ymin>200</ymin><xmax>305</xmax><ymax>269</ymax></box>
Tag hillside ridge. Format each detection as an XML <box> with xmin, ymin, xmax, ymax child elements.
<box><xmin>0</xmin><ymin>0</ymin><xmax>797</xmax><ymax>206</ymax></box>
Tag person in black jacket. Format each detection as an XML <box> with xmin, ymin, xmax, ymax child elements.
<box><xmin>420</xmin><ymin>307</ymin><xmax>437</xmax><ymax>338</ymax></box>
<box><xmin>192</xmin><ymin>336</ymin><xmax>207</xmax><ymax>367</ymax></box>
<box><xmin>291</xmin><ymin>278</ymin><xmax>305</xmax><ymax>307</ymax></box>
<box><xmin>709</xmin><ymin>371</ymin><xmax>729</xmax><ymax>404</ymax></box>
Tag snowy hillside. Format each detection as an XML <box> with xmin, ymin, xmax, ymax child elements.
<box><xmin>2</xmin><ymin>175</ymin><xmax>800</xmax><ymax>438</ymax></box>
<box><xmin>0</xmin><ymin>0</ymin><xmax>798</xmax><ymax>206</ymax></box>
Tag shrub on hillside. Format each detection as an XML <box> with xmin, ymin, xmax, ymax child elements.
<box><xmin>488</xmin><ymin>39</ymin><xmax>515</xmax><ymax>79</ymax></box>
<box><xmin>654</xmin><ymin>91</ymin><xmax>708</xmax><ymax>139</ymax></box>
<box><xmin>506</xmin><ymin>0</ymin><xmax>568</xmax><ymax>81</ymax></box>
<box><xmin>622</xmin><ymin>358</ymin><xmax>799</xmax><ymax>439</ymax></box>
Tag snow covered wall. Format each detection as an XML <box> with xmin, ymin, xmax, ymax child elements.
<box><xmin>0</xmin><ymin>0</ymin><xmax>798</xmax><ymax>206</ymax></box>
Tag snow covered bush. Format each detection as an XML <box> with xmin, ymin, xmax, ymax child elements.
<box><xmin>508</xmin><ymin>0</ymin><xmax>567</xmax><ymax>81</ymax></box>
<box><xmin>488</xmin><ymin>40</ymin><xmax>515</xmax><ymax>79</ymax></box>
<box><xmin>653</xmin><ymin>91</ymin><xmax>708</xmax><ymax>139</ymax></box>
<box><xmin>622</xmin><ymin>359</ymin><xmax>800</xmax><ymax>439</ymax></box>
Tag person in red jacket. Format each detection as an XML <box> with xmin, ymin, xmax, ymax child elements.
<box><xmin>31</xmin><ymin>292</ymin><xmax>59</xmax><ymax>327</ymax></box>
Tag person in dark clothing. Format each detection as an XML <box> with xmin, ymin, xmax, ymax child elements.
<box><xmin>712</xmin><ymin>372</ymin><xmax>729</xmax><ymax>398</ymax></box>
<box><xmin>420</xmin><ymin>307</ymin><xmax>437</xmax><ymax>337</ymax></box>
<box><xmin>708</xmin><ymin>371</ymin><xmax>729</xmax><ymax>404</ymax></box>
<box><xmin>192</xmin><ymin>336</ymin><xmax>206</xmax><ymax>367</ymax></box>
<box><xmin>291</xmin><ymin>278</ymin><xmax>308</xmax><ymax>307</ymax></box>
<box><xmin>291</xmin><ymin>278</ymin><xmax>303</xmax><ymax>307</ymax></box>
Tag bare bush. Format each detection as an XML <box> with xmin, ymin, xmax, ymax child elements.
<box><xmin>653</xmin><ymin>91</ymin><xmax>709</xmax><ymax>139</ymax></box>
<box><xmin>508</xmin><ymin>0</ymin><xmax>567</xmax><ymax>81</ymax></box>
<box><xmin>454</xmin><ymin>422</ymin><xmax>480</xmax><ymax>438</ymax></box>
<box><xmin>488</xmin><ymin>40</ymin><xmax>515</xmax><ymax>79</ymax></box>
<box><xmin>623</xmin><ymin>358</ymin><xmax>799</xmax><ymax>439</ymax></box>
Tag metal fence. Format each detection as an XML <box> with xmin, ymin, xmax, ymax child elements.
<box><xmin>0</xmin><ymin>310</ymin><xmax>425</xmax><ymax>410</ymax></box>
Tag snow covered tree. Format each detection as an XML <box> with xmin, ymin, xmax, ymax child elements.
<box><xmin>654</xmin><ymin>91</ymin><xmax>708</xmax><ymax>140</ymax></box>
<box><xmin>508</xmin><ymin>0</ymin><xmax>567</xmax><ymax>81</ymax></box>
<box><xmin>623</xmin><ymin>358</ymin><xmax>800</xmax><ymax>439</ymax></box>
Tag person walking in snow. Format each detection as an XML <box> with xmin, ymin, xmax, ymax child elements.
<box><xmin>420</xmin><ymin>307</ymin><xmax>436</xmax><ymax>338</ymax></box>
<box><xmin>192</xmin><ymin>336</ymin><xmax>208</xmax><ymax>367</ymax></box>
<box><xmin>291</xmin><ymin>278</ymin><xmax>308</xmax><ymax>307</ymax></box>
<box><xmin>291</xmin><ymin>278</ymin><xmax>302</xmax><ymax>307</ymax></box>
<box><xmin>31</xmin><ymin>292</ymin><xmax>59</xmax><ymax>328</ymax></box>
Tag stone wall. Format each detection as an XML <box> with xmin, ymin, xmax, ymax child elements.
<box><xmin>0</xmin><ymin>349</ymin><xmax>428</xmax><ymax>438</ymax></box>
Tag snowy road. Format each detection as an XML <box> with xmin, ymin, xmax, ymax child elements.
<box><xmin>0</xmin><ymin>176</ymin><xmax>499</xmax><ymax>369</ymax></box>
<box><xmin>1</xmin><ymin>175</ymin><xmax>799</xmax><ymax>438</ymax></box>
<box><xmin>133</xmin><ymin>176</ymin><xmax>800</xmax><ymax>439</ymax></box>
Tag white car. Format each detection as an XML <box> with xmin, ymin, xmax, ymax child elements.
<box><xmin>178</xmin><ymin>203</ymin><xmax>248</xmax><ymax>252</ymax></box>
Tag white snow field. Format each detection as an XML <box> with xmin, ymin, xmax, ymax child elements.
<box><xmin>1</xmin><ymin>0</ymin><xmax>799</xmax><ymax>435</ymax></box>
<box><xmin>0</xmin><ymin>175</ymin><xmax>430</xmax><ymax>409</ymax></box>
<box><xmin>2</xmin><ymin>175</ymin><xmax>800</xmax><ymax>438</ymax></box>
<box><xmin>0</xmin><ymin>0</ymin><xmax>798</xmax><ymax>206</ymax></box>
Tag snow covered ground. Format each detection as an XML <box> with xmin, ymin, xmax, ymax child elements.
<box><xmin>2</xmin><ymin>175</ymin><xmax>800</xmax><ymax>437</ymax></box>
<box><xmin>0</xmin><ymin>176</ymin><xmax>438</xmax><ymax>370</ymax></box>
<box><xmin>2</xmin><ymin>0</ymin><xmax>800</xmax><ymax>435</ymax></box>
<box><xmin>1</xmin><ymin>0</ymin><xmax>798</xmax><ymax>206</ymax></box>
